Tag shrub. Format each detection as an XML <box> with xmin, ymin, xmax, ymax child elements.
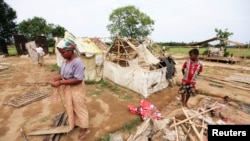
<box><xmin>202</xmin><ymin>49</ymin><xmax>209</xmax><ymax>55</ymax></box>
<box><xmin>224</xmin><ymin>51</ymin><xmax>230</xmax><ymax>57</ymax></box>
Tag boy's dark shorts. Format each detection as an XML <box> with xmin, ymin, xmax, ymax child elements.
<box><xmin>178</xmin><ymin>83</ymin><xmax>196</xmax><ymax>96</ymax></box>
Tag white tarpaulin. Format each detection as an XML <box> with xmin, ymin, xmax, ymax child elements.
<box><xmin>127</xmin><ymin>41</ymin><xmax>159</xmax><ymax>65</ymax></box>
<box><xmin>25</xmin><ymin>41</ymin><xmax>38</xmax><ymax>62</ymax></box>
<box><xmin>103</xmin><ymin>61</ymin><xmax>169</xmax><ymax>98</ymax></box>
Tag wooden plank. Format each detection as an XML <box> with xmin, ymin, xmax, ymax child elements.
<box><xmin>48</xmin><ymin>113</ymin><xmax>65</xmax><ymax>141</ymax></box>
<box><xmin>43</xmin><ymin>113</ymin><xmax>63</xmax><ymax>141</ymax></box>
<box><xmin>199</xmin><ymin>75</ymin><xmax>250</xmax><ymax>91</ymax></box>
<box><xmin>28</xmin><ymin>126</ymin><xmax>71</xmax><ymax>136</ymax></box>
<box><xmin>53</xmin><ymin>113</ymin><xmax>68</xmax><ymax>141</ymax></box>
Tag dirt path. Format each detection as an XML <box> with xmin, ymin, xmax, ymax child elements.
<box><xmin>0</xmin><ymin>55</ymin><xmax>176</xmax><ymax>141</ymax></box>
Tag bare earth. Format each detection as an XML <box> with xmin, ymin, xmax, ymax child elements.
<box><xmin>0</xmin><ymin>55</ymin><xmax>250</xmax><ymax>141</ymax></box>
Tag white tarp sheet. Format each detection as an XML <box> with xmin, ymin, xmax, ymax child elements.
<box><xmin>127</xmin><ymin>41</ymin><xmax>159</xmax><ymax>65</ymax></box>
<box><xmin>103</xmin><ymin>61</ymin><xmax>169</xmax><ymax>98</ymax></box>
<box><xmin>25</xmin><ymin>41</ymin><xmax>38</xmax><ymax>62</ymax></box>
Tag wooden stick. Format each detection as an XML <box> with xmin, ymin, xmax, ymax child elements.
<box><xmin>182</xmin><ymin>107</ymin><xmax>203</xmax><ymax>141</ymax></box>
<box><xmin>53</xmin><ymin>113</ymin><xmax>69</xmax><ymax>141</ymax></box>
<box><xmin>200</xmin><ymin>119</ymin><xmax>205</xmax><ymax>141</ymax></box>
<box><xmin>173</xmin><ymin>117</ymin><xmax>179</xmax><ymax>141</ymax></box>
<box><xmin>170</xmin><ymin>106</ymin><xmax>218</xmax><ymax>128</ymax></box>
<box><xmin>180</xmin><ymin>124</ymin><xmax>196</xmax><ymax>141</ymax></box>
<box><xmin>176</xmin><ymin>119</ymin><xmax>208</xmax><ymax>129</ymax></box>
<box><xmin>48</xmin><ymin>113</ymin><xmax>65</xmax><ymax>141</ymax></box>
<box><xmin>186</xmin><ymin>126</ymin><xmax>191</xmax><ymax>139</ymax></box>
<box><xmin>20</xmin><ymin>128</ymin><xmax>29</xmax><ymax>141</ymax></box>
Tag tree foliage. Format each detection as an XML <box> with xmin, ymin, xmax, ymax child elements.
<box><xmin>107</xmin><ymin>5</ymin><xmax>154</xmax><ymax>40</ymax></box>
<box><xmin>0</xmin><ymin>0</ymin><xmax>17</xmax><ymax>40</ymax></box>
<box><xmin>18</xmin><ymin>17</ymin><xmax>66</xmax><ymax>41</ymax></box>
<box><xmin>215</xmin><ymin>28</ymin><xmax>233</xmax><ymax>46</ymax></box>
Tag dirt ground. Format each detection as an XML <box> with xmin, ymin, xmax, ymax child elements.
<box><xmin>0</xmin><ymin>55</ymin><xmax>177</xmax><ymax>141</ymax></box>
<box><xmin>0</xmin><ymin>55</ymin><xmax>250</xmax><ymax>141</ymax></box>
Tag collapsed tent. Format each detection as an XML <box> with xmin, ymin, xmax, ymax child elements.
<box><xmin>103</xmin><ymin>38</ymin><xmax>170</xmax><ymax>98</ymax></box>
<box><xmin>55</xmin><ymin>32</ymin><xmax>106</xmax><ymax>82</ymax></box>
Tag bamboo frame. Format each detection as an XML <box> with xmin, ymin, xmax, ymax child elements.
<box><xmin>170</xmin><ymin>106</ymin><xmax>218</xmax><ymax>128</ymax></box>
<box><xmin>173</xmin><ymin>117</ymin><xmax>179</xmax><ymax>141</ymax></box>
<box><xmin>182</xmin><ymin>107</ymin><xmax>203</xmax><ymax>141</ymax></box>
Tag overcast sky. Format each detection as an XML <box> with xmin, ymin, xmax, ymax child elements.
<box><xmin>5</xmin><ymin>0</ymin><xmax>250</xmax><ymax>43</ymax></box>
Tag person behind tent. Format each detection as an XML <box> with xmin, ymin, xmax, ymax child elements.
<box><xmin>50</xmin><ymin>39</ymin><xmax>90</xmax><ymax>140</ymax></box>
<box><xmin>178</xmin><ymin>48</ymin><xmax>203</xmax><ymax>108</ymax></box>
<box><xmin>227</xmin><ymin>53</ymin><xmax>235</xmax><ymax>64</ymax></box>
<box><xmin>33</xmin><ymin>43</ymin><xmax>45</xmax><ymax>66</ymax></box>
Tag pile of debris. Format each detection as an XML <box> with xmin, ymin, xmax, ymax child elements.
<box><xmin>128</xmin><ymin>107</ymin><xmax>216</xmax><ymax>141</ymax></box>
<box><xmin>127</xmin><ymin>95</ymin><xmax>250</xmax><ymax>141</ymax></box>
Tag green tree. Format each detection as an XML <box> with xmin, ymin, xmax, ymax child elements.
<box><xmin>18</xmin><ymin>17</ymin><xmax>66</xmax><ymax>41</ymax></box>
<box><xmin>215</xmin><ymin>28</ymin><xmax>233</xmax><ymax>46</ymax></box>
<box><xmin>18</xmin><ymin>17</ymin><xmax>50</xmax><ymax>40</ymax></box>
<box><xmin>107</xmin><ymin>5</ymin><xmax>154</xmax><ymax>40</ymax></box>
<box><xmin>50</xmin><ymin>24</ymin><xmax>66</xmax><ymax>37</ymax></box>
<box><xmin>0</xmin><ymin>0</ymin><xmax>17</xmax><ymax>41</ymax></box>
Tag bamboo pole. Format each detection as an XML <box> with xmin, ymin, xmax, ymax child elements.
<box><xmin>200</xmin><ymin>119</ymin><xmax>205</xmax><ymax>141</ymax></box>
<box><xmin>180</xmin><ymin>124</ymin><xmax>196</xmax><ymax>141</ymax></box>
<box><xmin>176</xmin><ymin>119</ymin><xmax>208</xmax><ymax>129</ymax></box>
<box><xmin>182</xmin><ymin>107</ymin><xmax>203</xmax><ymax>141</ymax></box>
<box><xmin>170</xmin><ymin>106</ymin><xmax>218</xmax><ymax>128</ymax></box>
<box><xmin>173</xmin><ymin>117</ymin><xmax>179</xmax><ymax>141</ymax></box>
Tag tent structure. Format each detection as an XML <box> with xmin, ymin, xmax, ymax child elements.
<box><xmin>191</xmin><ymin>37</ymin><xmax>245</xmax><ymax>57</ymax></box>
<box><xmin>141</xmin><ymin>38</ymin><xmax>165</xmax><ymax>58</ymax></box>
<box><xmin>55</xmin><ymin>32</ymin><xmax>106</xmax><ymax>82</ymax></box>
<box><xmin>103</xmin><ymin>38</ymin><xmax>169</xmax><ymax>98</ymax></box>
<box><xmin>0</xmin><ymin>36</ymin><xmax>8</xmax><ymax>55</ymax></box>
<box><xmin>13</xmin><ymin>35</ymin><xmax>28</xmax><ymax>55</ymax></box>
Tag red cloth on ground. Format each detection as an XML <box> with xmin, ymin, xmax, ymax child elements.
<box><xmin>128</xmin><ymin>99</ymin><xmax>161</xmax><ymax>120</ymax></box>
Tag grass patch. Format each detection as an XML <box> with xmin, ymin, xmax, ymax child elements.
<box><xmin>49</xmin><ymin>47</ymin><xmax>54</xmax><ymax>53</ymax></box>
<box><xmin>89</xmin><ymin>90</ymin><xmax>102</xmax><ymax>96</ymax></box>
<box><xmin>8</xmin><ymin>47</ymin><xmax>17</xmax><ymax>55</ymax></box>
<box><xmin>98</xmin><ymin>134</ymin><xmax>110</xmax><ymax>141</ymax></box>
<box><xmin>98</xmin><ymin>79</ymin><xmax>120</xmax><ymax>93</ymax></box>
<box><xmin>85</xmin><ymin>80</ymin><xmax>97</xmax><ymax>85</ymax></box>
<box><xmin>98</xmin><ymin>79</ymin><xmax>109</xmax><ymax>87</ymax></box>
<box><xmin>120</xmin><ymin>95</ymin><xmax>133</xmax><ymax>101</ymax></box>
<box><xmin>47</xmin><ymin>64</ymin><xmax>60</xmax><ymax>72</ymax></box>
<box><xmin>97</xmin><ymin>117</ymin><xmax>142</xmax><ymax>140</ymax></box>
<box><xmin>111</xmin><ymin>85</ymin><xmax>120</xmax><ymax>93</ymax></box>
<box><xmin>121</xmin><ymin>117</ymin><xmax>142</xmax><ymax>134</ymax></box>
